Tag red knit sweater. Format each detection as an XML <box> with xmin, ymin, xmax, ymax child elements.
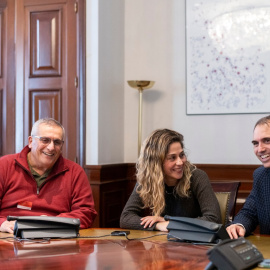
<box><xmin>0</xmin><ymin>146</ymin><xmax>97</xmax><ymax>228</ymax></box>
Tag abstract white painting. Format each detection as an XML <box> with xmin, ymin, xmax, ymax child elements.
<box><xmin>186</xmin><ymin>0</ymin><xmax>270</xmax><ymax>114</ymax></box>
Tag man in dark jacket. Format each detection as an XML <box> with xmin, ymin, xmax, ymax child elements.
<box><xmin>226</xmin><ymin>115</ymin><xmax>270</xmax><ymax>238</ymax></box>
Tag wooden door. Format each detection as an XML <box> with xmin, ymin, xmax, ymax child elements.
<box><xmin>0</xmin><ymin>0</ymin><xmax>16</xmax><ymax>156</ymax></box>
<box><xmin>0</xmin><ymin>0</ymin><xmax>85</xmax><ymax>165</ymax></box>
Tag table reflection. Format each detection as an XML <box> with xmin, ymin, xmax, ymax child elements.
<box><xmin>0</xmin><ymin>238</ymin><xmax>210</xmax><ymax>270</ymax></box>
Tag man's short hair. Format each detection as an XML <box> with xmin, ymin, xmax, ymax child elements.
<box><xmin>31</xmin><ymin>118</ymin><xmax>65</xmax><ymax>139</ymax></box>
<box><xmin>254</xmin><ymin>115</ymin><xmax>270</xmax><ymax>130</ymax></box>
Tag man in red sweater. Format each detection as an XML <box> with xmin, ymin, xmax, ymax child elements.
<box><xmin>0</xmin><ymin>118</ymin><xmax>97</xmax><ymax>233</ymax></box>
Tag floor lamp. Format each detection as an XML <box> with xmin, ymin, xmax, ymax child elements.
<box><xmin>127</xmin><ymin>80</ymin><xmax>155</xmax><ymax>156</ymax></box>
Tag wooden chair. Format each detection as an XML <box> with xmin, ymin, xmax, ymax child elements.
<box><xmin>211</xmin><ymin>181</ymin><xmax>241</xmax><ymax>226</ymax></box>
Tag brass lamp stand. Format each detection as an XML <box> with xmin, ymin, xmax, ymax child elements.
<box><xmin>127</xmin><ymin>80</ymin><xmax>155</xmax><ymax>156</ymax></box>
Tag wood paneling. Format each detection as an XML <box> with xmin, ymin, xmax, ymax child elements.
<box><xmin>0</xmin><ymin>12</ymin><xmax>2</xmax><ymax>77</ymax></box>
<box><xmin>0</xmin><ymin>89</ymin><xmax>2</xmax><ymax>155</ymax></box>
<box><xmin>85</xmin><ymin>164</ymin><xmax>135</xmax><ymax>228</ymax></box>
<box><xmin>0</xmin><ymin>0</ymin><xmax>16</xmax><ymax>156</ymax></box>
<box><xmin>85</xmin><ymin>163</ymin><xmax>260</xmax><ymax>228</ymax></box>
<box><xmin>29</xmin><ymin>89</ymin><xmax>62</xmax><ymax>125</ymax></box>
<box><xmin>0</xmin><ymin>10</ymin><xmax>2</xmax><ymax>155</ymax></box>
<box><xmin>30</xmin><ymin>10</ymin><xmax>61</xmax><ymax>77</ymax></box>
<box><xmin>20</xmin><ymin>0</ymin><xmax>83</xmax><ymax>163</ymax></box>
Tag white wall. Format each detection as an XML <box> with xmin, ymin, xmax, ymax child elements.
<box><xmin>86</xmin><ymin>0</ymin><xmax>264</xmax><ymax>165</ymax></box>
<box><xmin>86</xmin><ymin>0</ymin><xmax>125</xmax><ymax>164</ymax></box>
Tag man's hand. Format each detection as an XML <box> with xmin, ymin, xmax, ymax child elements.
<box><xmin>0</xmin><ymin>220</ymin><xmax>15</xmax><ymax>233</ymax></box>
<box><xmin>140</xmin><ymin>216</ymin><xmax>168</xmax><ymax>231</ymax></box>
<box><xmin>226</xmin><ymin>224</ymin><xmax>245</xmax><ymax>239</ymax></box>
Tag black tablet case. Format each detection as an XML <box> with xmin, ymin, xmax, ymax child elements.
<box><xmin>165</xmin><ymin>215</ymin><xmax>230</xmax><ymax>243</ymax></box>
<box><xmin>7</xmin><ymin>216</ymin><xmax>80</xmax><ymax>239</ymax></box>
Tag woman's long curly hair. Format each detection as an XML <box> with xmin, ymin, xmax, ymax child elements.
<box><xmin>136</xmin><ymin>129</ymin><xmax>195</xmax><ymax>216</ymax></box>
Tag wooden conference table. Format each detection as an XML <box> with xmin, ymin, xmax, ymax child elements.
<box><xmin>0</xmin><ymin>228</ymin><xmax>269</xmax><ymax>270</ymax></box>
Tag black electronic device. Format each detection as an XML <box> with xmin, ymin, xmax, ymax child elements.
<box><xmin>111</xmin><ymin>231</ymin><xmax>130</xmax><ymax>236</ymax></box>
<box><xmin>206</xmin><ymin>237</ymin><xmax>264</xmax><ymax>270</ymax></box>
<box><xmin>7</xmin><ymin>216</ymin><xmax>80</xmax><ymax>239</ymax></box>
<box><xmin>165</xmin><ymin>215</ymin><xmax>230</xmax><ymax>243</ymax></box>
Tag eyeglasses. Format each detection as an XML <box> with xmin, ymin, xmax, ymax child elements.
<box><xmin>32</xmin><ymin>135</ymin><xmax>64</xmax><ymax>147</ymax></box>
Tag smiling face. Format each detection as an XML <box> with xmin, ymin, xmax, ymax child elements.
<box><xmin>252</xmin><ymin>123</ymin><xmax>270</xmax><ymax>168</ymax></box>
<box><xmin>28</xmin><ymin>123</ymin><xmax>64</xmax><ymax>174</ymax></box>
<box><xmin>163</xmin><ymin>142</ymin><xmax>187</xmax><ymax>186</ymax></box>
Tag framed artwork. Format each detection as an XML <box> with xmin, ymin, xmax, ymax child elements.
<box><xmin>186</xmin><ymin>0</ymin><xmax>270</xmax><ymax>114</ymax></box>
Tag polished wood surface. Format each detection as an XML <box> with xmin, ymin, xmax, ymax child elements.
<box><xmin>0</xmin><ymin>228</ymin><xmax>268</xmax><ymax>270</ymax></box>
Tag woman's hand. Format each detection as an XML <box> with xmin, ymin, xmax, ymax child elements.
<box><xmin>140</xmin><ymin>216</ymin><xmax>168</xmax><ymax>231</ymax></box>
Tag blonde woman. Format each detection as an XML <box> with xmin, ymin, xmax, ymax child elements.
<box><xmin>120</xmin><ymin>129</ymin><xmax>221</xmax><ymax>231</ymax></box>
